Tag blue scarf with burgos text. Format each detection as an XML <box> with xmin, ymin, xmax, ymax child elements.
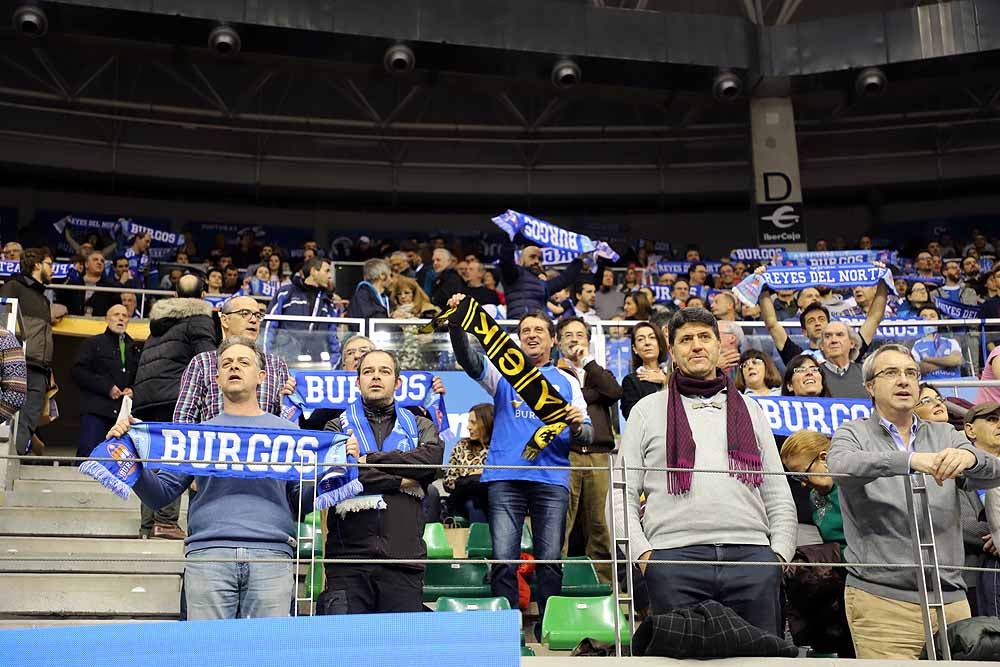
<box><xmin>747</xmin><ymin>395</ymin><xmax>872</xmax><ymax>436</ymax></box>
<box><xmin>779</xmin><ymin>250</ymin><xmax>898</xmax><ymax>267</ymax></box>
<box><xmin>730</xmin><ymin>248</ymin><xmax>785</xmax><ymax>262</ymax></box>
<box><xmin>80</xmin><ymin>422</ymin><xmax>362</xmax><ymax>511</ymax></box>
<box><xmin>733</xmin><ymin>263</ymin><xmax>896</xmax><ymax>307</ymax></box>
<box><xmin>283</xmin><ymin>369</ymin><xmax>449</xmax><ymax>434</ymax></box>
<box><xmin>492</xmin><ymin>210</ymin><xmax>620</xmax><ymax>263</ymax></box>
<box><xmin>0</xmin><ymin>260</ymin><xmax>71</xmax><ymax>280</ymax></box>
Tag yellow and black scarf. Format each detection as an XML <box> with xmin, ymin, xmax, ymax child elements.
<box><xmin>422</xmin><ymin>297</ymin><xmax>570</xmax><ymax>460</ymax></box>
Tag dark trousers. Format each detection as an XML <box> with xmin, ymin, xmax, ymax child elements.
<box><xmin>321</xmin><ymin>564</ymin><xmax>423</xmax><ymax>614</ymax></box>
<box><xmin>978</xmin><ymin>555</ymin><xmax>1000</xmax><ymax>617</ymax></box>
<box><xmin>77</xmin><ymin>413</ymin><xmax>114</xmax><ymax>460</ymax></box>
<box><xmin>487</xmin><ymin>480</ymin><xmax>568</xmax><ymax>622</ymax></box>
<box><xmin>644</xmin><ymin>544</ymin><xmax>783</xmax><ymax>636</ymax></box>
<box><xmin>134</xmin><ymin>403</ymin><xmax>182</xmax><ymax>531</ymax></box>
<box><xmin>16</xmin><ymin>367</ymin><xmax>48</xmax><ymax>455</ymax></box>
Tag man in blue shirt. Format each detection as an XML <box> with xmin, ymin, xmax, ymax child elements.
<box><xmin>447</xmin><ymin>294</ymin><xmax>591</xmax><ymax>633</ymax></box>
<box><xmin>910</xmin><ymin>306</ymin><xmax>964</xmax><ymax>380</ymax></box>
<box><xmin>107</xmin><ymin>337</ymin><xmax>357</xmax><ymax>620</ymax></box>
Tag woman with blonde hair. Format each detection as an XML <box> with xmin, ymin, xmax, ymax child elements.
<box><xmin>390</xmin><ymin>275</ymin><xmax>438</xmax><ymax>319</ymax></box>
<box><xmin>780</xmin><ymin>430</ymin><xmax>843</xmax><ymax>548</ymax></box>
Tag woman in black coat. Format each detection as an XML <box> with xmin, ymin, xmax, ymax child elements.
<box><xmin>620</xmin><ymin>321</ymin><xmax>669</xmax><ymax>420</ymax></box>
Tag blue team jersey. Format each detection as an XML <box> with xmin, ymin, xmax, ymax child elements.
<box><xmin>911</xmin><ymin>335</ymin><xmax>963</xmax><ymax>380</ymax></box>
<box><xmin>474</xmin><ymin>355</ymin><xmax>590</xmax><ymax>489</ymax></box>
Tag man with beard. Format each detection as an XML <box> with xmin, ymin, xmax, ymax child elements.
<box><xmin>499</xmin><ymin>243</ymin><xmax>584</xmax><ymax>319</ymax></box>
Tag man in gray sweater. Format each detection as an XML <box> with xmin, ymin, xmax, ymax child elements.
<box><xmin>829</xmin><ymin>343</ymin><xmax>1000</xmax><ymax>659</ymax></box>
<box><xmin>615</xmin><ymin>308</ymin><xmax>796</xmax><ymax>635</ymax></box>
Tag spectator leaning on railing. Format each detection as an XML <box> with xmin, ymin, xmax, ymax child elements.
<box><xmin>828</xmin><ymin>343</ymin><xmax>1000</xmax><ymax>660</ymax></box>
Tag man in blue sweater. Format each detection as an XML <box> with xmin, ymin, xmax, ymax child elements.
<box><xmin>107</xmin><ymin>337</ymin><xmax>358</xmax><ymax>620</ymax></box>
<box><xmin>447</xmin><ymin>294</ymin><xmax>591</xmax><ymax>635</ymax></box>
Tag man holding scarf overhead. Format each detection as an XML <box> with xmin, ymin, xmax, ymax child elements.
<box><xmin>613</xmin><ymin>307</ymin><xmax>796</xmax><ymax>635</ymax></box>
<box><xmin>447</xmin><ymin>293</ymin><xmax>591</xmax><ymax>636</ymax></box>
<box><xmin>320</xmin><ymin>349</ymin><xmax>444</xmax><ymax>614</ymax></box>
<box><xmin>105</xmin><ymin>337</ymin><xmax>348</xmax><ymax>620</ymax></box>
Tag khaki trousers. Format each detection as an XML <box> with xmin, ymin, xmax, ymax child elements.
<box><xmin>563</xmin><ymin>450</ymin><xmax>613</xmax><ymax>583</ymax></box>
<box><xmin>844</xmin><ymin>585</ymin><xmax>971</xmax><ymax>659</ymax></box>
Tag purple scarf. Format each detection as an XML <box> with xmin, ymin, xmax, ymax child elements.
<box><xmin>665</xmin><ymin>371</ymin><xmax>763</xmax><ymax>494</ymax></box>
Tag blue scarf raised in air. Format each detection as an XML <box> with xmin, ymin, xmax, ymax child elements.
<box><xmin>80</xmin><ymin>422</ymin><xmax>362</xmax><ymax>511</ymax></box>
<box><xmin>733</xmin><ymin>263</ymin><xmax>896</xmax><ymax>307</ymax></box>
<box><xmin>492</xmin><ymin>209</ymin><xmax>620</xmax><ymax>263</ymax></box>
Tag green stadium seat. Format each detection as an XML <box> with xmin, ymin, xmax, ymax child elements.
<box><xmin>423</xmin><ymin>522</ymin><xmax>454</xmax><ymax>559</ymax></box>
<box><xmin>297</xmin><ymin>511</ymin><xmax>324</xmax><ymax>559</ymax></box>
<box><xmin>561</xmin><ymin>556</ymin><xmax>612</xmax><ymax>597</ymax></box>
<box><xmin>465</xmin><ymin>522</ymin><xmax>492</xmax><ymax>559</ymax></box>
<box><xmin>422</xmin><ymin>562</ymin><xmax>491</xmax><ymax>603</ymax></box>
<box><xmin>434</xmin><ymin>596</ymin><xmax>511</xmax><ymax>612</ymax></box>
<box><xmin>303</xmin><ymin>560</ymin><xmax>324</xmax><ymax>601</ymax></box>
<box><xmin>521</xmin><ymin>646</ymin><xmax>536</xmax><ymax>657</ymax></box>
<box><xmin>540</xmin><ymin>595</ymin><xmax>631</xmax><ymax>650</ymax></box>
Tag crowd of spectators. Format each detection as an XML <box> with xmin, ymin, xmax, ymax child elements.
<box><xmin>1</xmin><ymin>222</ymin><xmax>1000</xmax><ymax>655</ymax></box>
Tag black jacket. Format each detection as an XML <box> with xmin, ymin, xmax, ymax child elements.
<box><xmin>429</xmin><ymin>268</ymin><xmax>466</xmax><ymax>310</ymax></box>
<box><xmin>620</xmin><ymin>372</ymin><xmax>664</xmax><ymax>420</ymax></box>
<box><xmin>498</xmin><ymin>241</ymin><xmax>583</xmax><ymax>319</ymax></box>
<box><xmin>131</xmin><ymin>298</ymin><xmax>218</xmax><ymax>414</ymax></box>
<box><xmin>323</xmin><ymin>401</ymin><xmax>443</xmax><ymax>570</ymax></box>
<box><xmin>71</xmin><ymin>327</ymin><xmax>142</xmax><ymax>420</ymax></box>
<box><xmin>345</xmin><ymin>281</ymin><xmax>389</xmax><ymax>319</ymax></box>
<box><xmin>560</xmin><ymin>359</ymin><xmax>622</xmax><ymax>453</ymax></box>
<box><xmin>0</xmin><ymin>274</ymin><xmax>53</xmax><ymax>370</ymax></box>
<box><xmin>58</xmin><ymin>274</ymin><xmax>120</xmax><ymax>317</ymax></box>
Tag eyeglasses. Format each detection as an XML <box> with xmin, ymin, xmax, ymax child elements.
<box><xmin>226</xmin><ymin>309</ymin><xmax>262</xmax><ymax>322</ymax></box>
<box><xmin>917</xmin><ymin>396</ymin><xmax>946</xmax><ymax>407</ymax></box>
<box><xmin>789</xmin><ymin>453</ymin><xmax>823</xmax><ymax>484</ymax></box>
<box><xmin>740</xmin><ymin>359</ymin><xmax>765</xmax><ymax>369</ymax></box>
<box><xmin>873</xmin><ymin>367</ymin><xmax>921</xmax><ymax>381</ymax></box>
<box><xmin>791</xmin><ymin>365</ymin><xmax>820</xmax><ymax>375</ymax></box>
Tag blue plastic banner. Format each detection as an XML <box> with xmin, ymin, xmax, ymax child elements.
<box><xmin>779</xmin><ymin>250</ymin><xmax>898</xmax><ymax>267</ymax></box>
<box><xmin>749</xmin><ymin>395</ymin><xmax>873</xmax><ymax>436</ymax></box>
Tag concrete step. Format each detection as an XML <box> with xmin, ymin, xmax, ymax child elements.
<box><xmin>0</xmin><ymin>618</ymin><xmax>170</xmax><ymax>629</ymax></box>
<box><xmin>0</xmin><ymin>573</ymin><xmax>181</xmax><ymax>616</ymax></box>
<box><xmin>13</xmin><ymin>478</ymin><xmax>105</xmax><ymax>494</ymax></box>
<box><xmin>0</xmin><ymin>507</ymin><xmax>186</xmax><ymax>537</ymax></box>
<box><xmin>2</xmin><ymin>486</ymin><xmax>190</xmax><ymax>510</ymax></box>
<box><xmin>17</xmin><ymin>465</ymin><xmax>91</xmax><ymax>481</ymax></box>
<box><xmin>0</xmin><ymin>537</ymin><xmax>185</xmax><ymax>574</ymax></box>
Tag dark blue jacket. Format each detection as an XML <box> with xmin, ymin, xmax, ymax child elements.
<box><xmin>263</xmin><ymin>275</ymin><xmax>341</xmax><ymax>368</ymax></box>
<box><xmin>498</xmin><ymin>242</ymin><xmax>583</xmax><ymax>319</ymax></box>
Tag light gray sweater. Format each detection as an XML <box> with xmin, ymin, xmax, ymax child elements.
<box><xmin>829</xmin><ymin>415</ymin><xmax>1000</xmax><ymax>604</ymax></box>
<box><xmin>612</xmin><ymin>388</ymin><xmax>797</xmax><ymax>563</ymax></box>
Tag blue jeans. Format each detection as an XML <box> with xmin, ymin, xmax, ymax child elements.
<box><xmin>184</xmin><ymin>547</ymin><xmax>294</xmax><ymax>620</ymax></box>
<box><xmin>487</xmin><ymin>480</ymin><xmax>568</xmax><ymax>621</ymax></box>
<box><xmin>644</xmin><ymin>544</ymin><xmax>782</xmax><ymax>635</ymax></box>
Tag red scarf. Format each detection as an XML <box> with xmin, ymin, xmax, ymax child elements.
<box><xmin>665</xmin><ymin>371</ymin><xmax>762</xmax><ymax>494</ymax></box>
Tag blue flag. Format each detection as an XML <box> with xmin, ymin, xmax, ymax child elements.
<box><xmin>748</xmin><ymin>395</ymin><xmax>873</xmax><ymax>436</ymax></box>
<box><xmin>80</xmin><ymin>422</ymin><xmax>361</xmax><ymax>511</ymax></box>
<box><xmin>284</xmin><ymin>370</ymin><xmax>449</xmax><ymax>434</ymax></box>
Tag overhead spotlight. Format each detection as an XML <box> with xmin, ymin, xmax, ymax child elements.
<box><xmin>12</xmin><ymin>3</ymin><xmax>47</xmax><ymax>38</ymax></box>
<box><xmin>208</xmin><ymin>24</ymin><xmax>241</xmax><ymax>57</ymax></box>
<box><xmin>551</xmin><ymin>59</ymin><xmax>581</xmax><ymax>90</ymax></box>
<box><xmin>712</xmin><ymin>70</ymin><xmax>743</xmax><ymax>102</ymax></box>
<box><xmin>383</xmin><ymin>44</ymin><xmax>415</xmax><ymax>74</ymax></box>
<box><xmin>855</xmin><ymin>67</ymin><xmax>888</xmax><ymax>97</ymax></box>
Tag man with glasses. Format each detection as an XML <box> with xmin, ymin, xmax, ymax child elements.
<box><xmin>828</xmin><ymin>344</ymin><xmax>1000</xmax><ymax>659</ymax></box>
<box><xmin>174</xmin><ymin>296</ymin><xmax>294</xmax><ymax>424</ymax></box>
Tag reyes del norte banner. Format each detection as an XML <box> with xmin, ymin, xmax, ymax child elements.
<box><xmin>733</xmin><ymin>263</ymin><xmax>896</xmax><ymax>307</ymax></box>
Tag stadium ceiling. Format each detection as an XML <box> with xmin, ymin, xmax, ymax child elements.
<box><xmin>0</xmin><ymin>0</ymin><xmax>997</xmax><ymax>210</ymax></box>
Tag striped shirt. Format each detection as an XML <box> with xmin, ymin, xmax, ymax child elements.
<box><xmin>0</xmin><ymin>329</ymin><xmax>26</xmax><ymax>422</ymax></box>
<box><xmin>172</xmin><ymin>349</ymin><xmax>291</xmax><ymax>424</ymax></box>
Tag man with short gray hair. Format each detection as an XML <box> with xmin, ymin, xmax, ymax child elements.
<box><xmin>829</xmin><ymin>343</ymin><xmax>1000</xmax><ymax>659</ymax></box>
<box><xmin>347</xmin><ymin>258</ymin><xmax>391</xmax><ymax>319</ymax></box>
<box><xmin>429</xmin><ymin>248</ymin><xmax>465</xmax><ymax>310</ymax></box>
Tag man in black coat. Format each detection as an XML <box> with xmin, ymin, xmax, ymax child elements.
<box><xmin>71</xmin><ymin>304</ymin><xmax>141</xmax><ymax>459</ymax></box>
<box><xmin>429</xmin><ymin>248</ymin><xmax>466</xmax><ymax>311</ymax></box>
<box><xmin>131</xmin><ymin>274</ymin><xmax>218</xmax><ymax>539</ymax></box>
<box><xmin>59</xmin><ymin>251</ymin><xmax>119</xmax><ymax>317</ymax></box>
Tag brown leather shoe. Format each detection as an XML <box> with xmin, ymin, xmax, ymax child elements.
<box><xmin>152</xmin><ymin>522</ymin><xmax>186</xmax><ymax>540</ymax></box>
